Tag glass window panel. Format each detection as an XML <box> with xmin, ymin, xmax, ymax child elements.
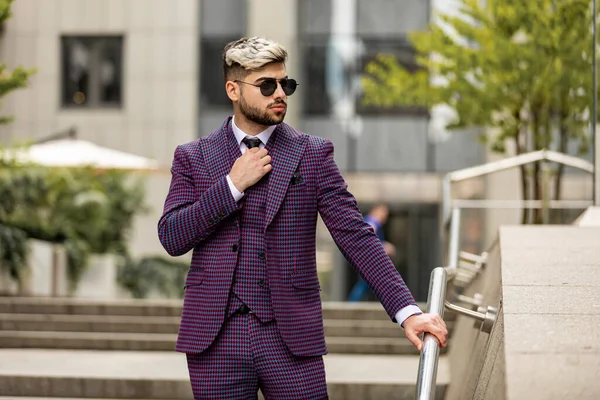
<box><xmin>61</xmin><ymin>36</ymin><xmax>123</xmax><ymax>108</ymax></box>
<box><xmin>301</xmin><ymin>40</ymin><xmax>331</xmax><ymax>115</ymax></box>
<box><xmin>200</xmin><ymin>37</ymin><xmax>237</xmax><ymax>108</ymax></box>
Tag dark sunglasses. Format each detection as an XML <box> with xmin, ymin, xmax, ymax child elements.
<box><xmin>234</xmin><ymin>78</ymin><xmax>299</xmax><ymax>97</ymax></box>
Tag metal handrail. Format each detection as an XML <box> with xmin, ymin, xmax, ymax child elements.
<box><xmin>417</xmin><ymin>150</ymin><xmax>594</xmax><ymax>399</ymax></box>
<box><xmin>444</xmin><ymin>300</ymin><xmax>485</xmax><ymax>321</ymax></box>
<box><xmin>415</xmin><ymin>267</ymin><xmax>498</xmax><ymax>400</ymax></box>
<box><xmin>452</xmin><ymin>199</ymin><xmax>593</xmax><ymax>209</ymax></box>
<box><xmin>447</xmin><ymin>207</ymin><xmax>461</xmax><ymax>269</ymax></box>
<box><xmin>442</xmin><ymin>149</ymin><xmax>594</xmax><ymax>226</ymax></box>
<box><xmin>447</xmin><ymin>150</ymin><xmax>593</xmax><ymax>183</ymax></box>
<box><xmin>416</xmin><ymin>267</ymin><xmax>452</xmax><ymax>400</ymax></box>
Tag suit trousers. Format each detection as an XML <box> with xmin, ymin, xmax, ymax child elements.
<box><xmin>186</xmin><ymin>312</ymin><xmax>328</xmax><ymax>400</ymax></box>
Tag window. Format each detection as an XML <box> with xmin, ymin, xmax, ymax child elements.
<box><xmin>301</xmin><ymin>40</ymin><xmax>332</xmax><ymax>115</ymax></box>
<box><xmin>301</xmin><ymin>36</ymin><xmax>427</xmax><ymax>117</ymax></box>
<box><xmin>200</xmin><ymin>37</ymin><xmax>236</xmax><ymax>108</ymax></box>
<box><xmin>198</xmin><ymin>0</ymin><xmax>246</xmax><ymax>110</ymax></box>
<box><xmin>61</xmin><ymin>36</ymin><xmax>123</xmax><ymax>108</ymax></box>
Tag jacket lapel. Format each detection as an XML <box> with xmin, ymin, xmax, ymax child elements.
<box><xmin>263</xmin><ymin>124</ymin><xmax>307</xmax><ymax>231</ymax></box>
<box><xmin>203</xmin><ymin>117</ymin><xmax>241</xmax><ymax>181</ymax></box>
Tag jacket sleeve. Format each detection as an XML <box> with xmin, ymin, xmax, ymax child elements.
<box><xmin>315</xmin><ymin>139</ymin><xmax>417</xmax><ymax>320</ymax></box>
<box><xmin>158</xmin><ymin>145</ymin><xmax>239</xmax><ymax>256</ymax></box>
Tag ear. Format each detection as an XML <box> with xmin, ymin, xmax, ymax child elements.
<box><xmin>225</xmin><ymin>81</ymin><xmax>240</xmax><ymax>102</ymax></box>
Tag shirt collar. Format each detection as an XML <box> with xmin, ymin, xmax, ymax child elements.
<box><xmin>231</xmin><ymin>116</ymin><xmax>276</xmax><ymax>147</ymax></box>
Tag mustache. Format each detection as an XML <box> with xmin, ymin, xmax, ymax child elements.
<box><xmin>269</xmin><ymin>101</ymin><xmax>287</xmax><ymax>108</ymax></box>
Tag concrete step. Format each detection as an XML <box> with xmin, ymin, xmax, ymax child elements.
<box><xmin>0</xmin><ymin>330</ymin><xmax>446</xmax><ymax>355</ymax></box>
<box><xmin>324</xmin><ymin>319</ymin><xmax>454</xmax><ymax>338</ymax></box>
<box><xmin>0</xmin><ymin>349</ymin><xmax>450</xmax><ymax>400</ymax></box>
<box><xmin>325</xmin><ymin>336</ymin><xmax>447</xmax><ymax>355</ymax></box>
<box><xmin>0</xmin><ymin>297</ymin><xmax>183</xmax><ymax>318</ymax></box>
<box><xmin>0</xmin><ymin>398</ymin><xmax>168</xmax><ymax>400</ymax></box>
<box><xmin>0</xmin><ymin>378</ymin><xmax>446</xmax><ymax>400</ymax></box>
<box><xmin>0</xmin><ymin>313</ymin><xmax>455</xmax><ymax>338</ymax></box>
<box><xmin>0</xmin><ymin>297</ymin><xmax>455</xmax><ymax>321</ymax></box>
<box><xmin>0</xmin><ymin>314</ymin><xmax>182</xmax><ymax>335</ymax></box>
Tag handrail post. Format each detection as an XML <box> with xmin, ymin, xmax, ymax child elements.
<box><xmin>442</xmin><ymin>175</ymin><xmax>452</xmax><ymax>227</ymax></box>
<box><xmin>415</xmin><ymin>267</ymin><xmax>448</xmax><ymax>400</ymax></box>
<box><xmin>448</xmin><ymin>207</ymin><xmax>461</xmax><ymax>269</ymax></box>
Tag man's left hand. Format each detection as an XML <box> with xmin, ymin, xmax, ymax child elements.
<box><xmin>403</xmin><ymin>313</ymin><xmax>448</xmax><ymax>351</ymax></box>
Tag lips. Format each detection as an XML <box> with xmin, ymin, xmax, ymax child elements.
<box><xmin>271</xmin><ymin>105</ymin><xmax>286</xmax><ymax>112</ymax></box>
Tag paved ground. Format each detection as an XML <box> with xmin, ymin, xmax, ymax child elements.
<box><xmin>0</xmin><ymin>349</ymin><xmax>450</xmax><ymax>385</ymax></box>
<box><xmin>500</xmin><ymin>225</ymin><xmax>600</xmax><ymax>399</ymax></box>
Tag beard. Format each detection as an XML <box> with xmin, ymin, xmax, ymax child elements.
<box><xmin>239</xmin><ymin>95</ymin><xmax>286</xmax><ymax>126</ymax></box>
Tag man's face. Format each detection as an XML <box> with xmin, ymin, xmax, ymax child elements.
<box><xmin>237</xmin><ymin>62</ymin><xmax>288</xmax><ymax>126</ymax></box>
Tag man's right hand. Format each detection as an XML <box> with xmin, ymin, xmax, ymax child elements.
<box><xmin>229</xmin><ymin>148</ymin><xmax>272</xmax><ymax>193</ymax></box>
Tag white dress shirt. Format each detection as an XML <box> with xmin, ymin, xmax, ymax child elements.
<box><xmin>225</xmin><ymin>116</ymin><xmax>275</xmax><ymax>201</ymax></box>
<box><xmin>225</xmin><ymin>117</ymin><xmax>422</xmax><ymax>329</ymax></box>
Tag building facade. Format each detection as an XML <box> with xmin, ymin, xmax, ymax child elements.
<box><xmin>1</xmin><ymin>0</ymin><xmax>543</xmax><ymax>301</ymax></box>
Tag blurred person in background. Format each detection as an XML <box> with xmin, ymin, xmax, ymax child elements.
<box><xmin>158</xmin><ymin>36</ymin><xmax>447</xmax><ymax>400</ymax></box>
<box><xmin>347</xmin><ymin>203</ymin><xmax>396</xmax><ymax>302</ymax></box>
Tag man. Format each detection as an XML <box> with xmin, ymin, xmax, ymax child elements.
<box><xmin>347</xmin><ymin>204</ymin><xmax>396</xmax><ymax>302</ymax></box>
<box><xmin>158</xmin><ymin>37</ymin><xmax>447</xmax><ymax>400</ymax></box>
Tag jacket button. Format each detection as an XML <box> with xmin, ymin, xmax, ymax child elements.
<box><xmin>258</xmin><ymin>252</ymin><xmax>265</xmax><ymax>259</ymax></box>
<box><xmin>232</xmin><ymin>244</ymin><xmax>238</xmax><ymax>252</ymax></box>
<box><xmin>258</xmin><ymin>279</ymin><xmax>265</xmax><ymax>286</ymax></box>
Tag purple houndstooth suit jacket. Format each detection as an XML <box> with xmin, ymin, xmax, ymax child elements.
<box><xmin>158</xmin><ymin>117</ymin><xmax>417</xmax><ymax>357</ymax></box>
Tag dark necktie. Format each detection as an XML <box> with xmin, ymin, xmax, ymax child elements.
<box><xmin>242</xmin><ymin>137</ymin><xmax>262</xmax><ymax>149</ymax></box>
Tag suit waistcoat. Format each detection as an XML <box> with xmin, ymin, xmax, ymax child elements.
<box><xmin>227</xmin><ymin>173</ymin><xmax>274</xmax><ymax>323</ymax></box>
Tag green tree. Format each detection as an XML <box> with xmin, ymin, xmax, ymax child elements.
<box><xmin>362</xmin><ymin>0</ymin><xmax>597</xmax><ymax>223</ymax></box>
<box><xmin>0</xmin><ymin>0</ymin><xmax>36</xmax><ymax>124</ymax></box>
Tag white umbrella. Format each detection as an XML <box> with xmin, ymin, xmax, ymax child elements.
<box><xmin>3</xmin><ymin>139</ymin><xmax>162</xmax><ymax>171</ymax></box>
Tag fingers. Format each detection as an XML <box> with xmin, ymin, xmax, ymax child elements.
<box><xmin>413</xmin><ymin>314</ymin><xmax>448</xmax><ymax>348</ymax></box>
<box><xmin>405</xmin><ymin>328</ymin><xmax>423</xmax><ymax>352</ymax></box>
<box><xmin>433</xmin><ymin>327</ymin><xmax>447</xmax><ymax>348</ymax></box>
<box><xmin>243</xmin><ymin>148</ymin><xmax>271</xmax><ymax>173</ymax></box>
<box><xmin>247</xmin><ymin>147</ymin><xmax>262</xmax><ymax>154</ymax></box>
<box><xmin>260</xmin><ymin>155</ymin><xmax>272</xmax><ymax>166</ymax></box>
<box><xmin>250</xmin><ymin>148</ymin><xmax>268</xmax><ymax>158</ymax></box>
<box><xmin>427</xmin><ymin>319</ymin><xmax>448</xmax><ymax>348</ymax></box>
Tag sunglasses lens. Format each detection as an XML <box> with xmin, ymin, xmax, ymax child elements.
<box><xmin>257</xmin><ymin>79</ymin><xmax>298</xmax><ymax>96</ymax></box>
<box><xmin>259</xmin><ymin>80</ymin><xmax>278</xmax><ymax>96</ymax></box>
<box><xmin>281</xmin><ymin>79</ymin><xmax>298</xmax><ymax>96</ymax></box>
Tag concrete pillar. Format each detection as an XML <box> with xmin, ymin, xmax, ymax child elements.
<box><xmin>246</xmin><ymin>0</ymin><xmax>300</xmax><ymax>129</ymax></box>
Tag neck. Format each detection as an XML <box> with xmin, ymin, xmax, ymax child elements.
<box><xmin>233</xmin><ymin>111</ymin><xmax>270</xmax><ymax>136</ymax></box>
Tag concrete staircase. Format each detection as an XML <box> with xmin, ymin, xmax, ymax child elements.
<box><xmin>0</xmin><ymin>297</ymin><xmax>453</xmax><ymax>399</ymax></box>
<box><xmin>0</xmin><ymin>297</ymin><xmax>454</xmax><ymax>355</ymax></box>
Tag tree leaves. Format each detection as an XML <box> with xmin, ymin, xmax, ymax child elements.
<box><xmin>116</xmin><ymin>254</ymin><xmax>188</xmax><ymax>299</ymax></box>
<box><xmin>362</xmin><ymin>0</ymin><xmax>597</xmax><ymax>157</ymax></box>
<box><xmin>0</xmin><ymin>223</ymin><xmax>28</xmax><ymax>283</ymax></box>
<box><xmin>0</xmin><ymin>1</ymin><xmax>36</xmax><ymax>124</ymax></box>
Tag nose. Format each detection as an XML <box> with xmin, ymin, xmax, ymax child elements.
<box><xmin>272</xmin><ymin>81</ymin><xmax>286</xmax><ymax>99</ymax></box>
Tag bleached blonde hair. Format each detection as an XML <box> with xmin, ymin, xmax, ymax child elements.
<box><xmin>222</xmin><ymin>37</ymin><xmax>287</xmax><ymax>81</ymax></box>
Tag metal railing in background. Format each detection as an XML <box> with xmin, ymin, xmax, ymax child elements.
<box><xmin>415</xmin><ymin>150</ymin><xmax>594</xmax><ymax>400</ymax></box>
<box><xmin>442</xmin><ymin>149</ymin><xmax>593</xmax><ymax>225</ymax></box>
<box><xmin>443</xmin><ymin>150</ymin><xmax>594</xmax><ymax>270</ymax></box>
